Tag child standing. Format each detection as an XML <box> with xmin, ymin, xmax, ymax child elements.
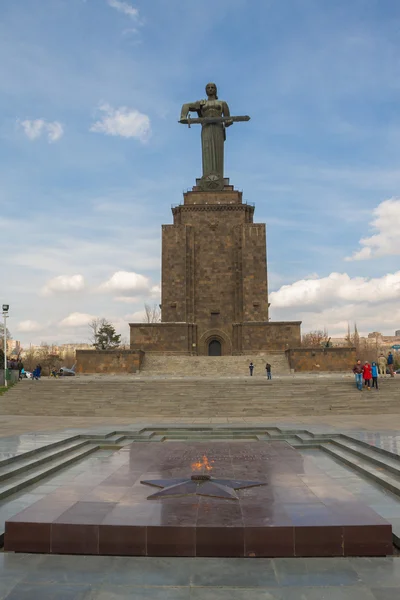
<box><xmin>371</xmin><ymin>362</ymin><xmax>379</xmax><ymax>389</ymax></box>
<box><xmin>363</xmin><ymin>361</ymin><xmax>372</xmax><ymax>390</ymax></box>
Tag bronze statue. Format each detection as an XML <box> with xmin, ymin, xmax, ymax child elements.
<box><xmin>180</xmin><ymin>83</ymin><xmax>250</xmax><ymax>190</ymax></box>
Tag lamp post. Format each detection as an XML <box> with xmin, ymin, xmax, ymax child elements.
<box><xmin>2</xmin><ymin>305</ymin><xmax>9</xmax><ymax>388</ymax></box>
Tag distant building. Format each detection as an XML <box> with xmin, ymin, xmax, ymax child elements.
<box><xmin>6</xmin><ymin>340</ymin><xmax>21</xmax><ymax>356</ymax></box>
<box><xmin>396</xmin><ymin>330</ymin><xmax>400</xmax><ymax>337</ymax></box>
<box><xmin>331</xmin><ymin>331</ymin><xmax>400</xmax><ymax>352</ymax></box>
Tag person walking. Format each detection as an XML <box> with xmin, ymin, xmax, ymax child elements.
<box><xmin>265</xmin><ymin>362</ymin><xmax>272</xmax><ymax>380</ymax></box>
<box><xmin>387</xmin><ymin>352</ymin><xmax>395</xmax><ymax>377</ymax></box>
<box><xmin>353</xmin><ymin>360</ymin><xmax>363</xmax><ymax>391</ymax></box>
<box><xmin>378</xmin><ymin>354</ymin><xmax>387</xmax><ymax>376</ymax></box>
<box><xmin>249</xmin><ymin>362</ymin><xmax>254</xmax><ymax>376</ymax></box>
<box><xmin>371</xmin><ymin>362</ymin><xmax>379</xmax><ymax>389</ymax></box>
<box><xmin>363</xmin><ymin>361</ymin><xmax>372</xmax><ymax>390</ymax></box>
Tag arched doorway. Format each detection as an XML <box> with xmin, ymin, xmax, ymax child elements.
<box><xmin>208</xmin><ymin>339</ymin><xmax>222</xmax><ymax>356</ymax></box>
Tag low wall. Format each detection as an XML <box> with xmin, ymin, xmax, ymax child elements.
<box><xmin>76</xmin><ymin>350</ymin><xmax>144</xmax><ymax>374</ymax></box>
<box><xmin>0</xmin><ymin>370</ymin><xmax>19</xmax><ymax>385</ymax></box>
<box><xmin>286</xmin><ymin>347</ymin><xmax>357</xmax><ymax>372</ymax></box>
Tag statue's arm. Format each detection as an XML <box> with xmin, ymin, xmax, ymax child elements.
<box><xmin>222</xmin><ymin>101</ymin><xmax>233</xmax><ymax>127</ymax></box>
<box><xmin>180</xmin><ymin>100</ymin><xmax>203</xmax><ymax>120</ymax></box>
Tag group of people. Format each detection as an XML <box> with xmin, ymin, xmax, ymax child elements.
<box><xmin>6</xmin><ymin>358</ymin><xmax>24</xmax><ymax>380</ymax></box>
<box><xmin>249</xmin><ymin>362</ymin><xmax>272</xmax><ymax>379</ymax></box>
<box><xmin>353</xmin><ymin>352</ymin><xmax>396</xmax><ymax>391</ymax></box>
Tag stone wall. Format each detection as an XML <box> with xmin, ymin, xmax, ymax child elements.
<box><xmin>129</xmin><ymin>323</ymin><xmax>197</xmax><ymax>354</ymax></box>
<box><xmin>140</xmin><ymin>353</ymin><xmax>290</xmax><ymax>376</ymax></box>
<box><xmin>76</xmin><ymin>350</ymin><xmax>144</xmax><ymax>374</ymax></box>
<box><xmin>286</xmin><ymin>347</ymin><xmax>357</xmax><ymax>372</ymax></box>
<box><xmin>234</xmin><ymin>321</ymin><xmax>302</xmax><ymax>353</ymax></box>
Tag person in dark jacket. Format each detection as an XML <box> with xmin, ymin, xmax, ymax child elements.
<box><xmin>17</xmin><ymin>360</ymin><xmax>23</xmax><ymax>380</ymax></box>
<box><xmin>249</xmin><ymin>362</ymin><xmax>254</xmax><ymax>376</ymax></box>
<box><xmin>265</xmin><ymin>363</ymin><xmax>272</xmax><ymax>380</ymax></box>
<box><xmin>353</xmin><ymin>360</ymin><xmax>363</xmax><ymax>390</ymax></box>
<box><xmin>387</xmin><ymin>352</ymin><xmax>395</xmax><ymax>377</ymax></box>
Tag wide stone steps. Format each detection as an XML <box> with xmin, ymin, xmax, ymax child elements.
<box><xmin>141</xmin><ymin>354</ymin><xmax>290</xmax><ymax>376</ymax></box>
<box><xmin>0</xmin><ymin>378</ymin><xmax>399</xmax><ymax>417</ymax></box>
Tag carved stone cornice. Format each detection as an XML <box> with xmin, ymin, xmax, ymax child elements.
<box><xmin>172</xmin><ymin>204</ymin><xmax>254</xmax><ymax>215</ymax></box>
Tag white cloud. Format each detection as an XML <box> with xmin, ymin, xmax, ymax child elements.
<box><xmin>346</xmin><ymin>198</ymin><xmax>400</xmax><ymax>260</ymax></box>
<box><xmin>20</xmin><ymin>119</ymin><xmax>45</xmax><ymax>140</ymax></box>
<box><xmin>99</xmin><ymin>271</ymin><xmax>151</xmax><ymax>293</ymax></box>
<box><xmin>46</xmin><ymin>121</ymin><xmax>64</xmax><ymax>143</ymax></box>
<box><xmin>42</xmin><ymin>274</ymin><xmax>85</xmax><ymax>296</ymax></box>
<box><xmin>19</xmin><ymin>119</ymin><xmax>64</xmax><ymax>143</ymax></box>
<box><xmin>114</xmin><ymin>296</ymin><xmax>139</xmax><ymax>303</ymax></box>
<box><xmin>125</xmin><ymin>309</ymin><xmax>146</xmax><ymax>321</ymax></box>
<box><xmin>150</xmin><ymin>284</ymin><xmax>161</xmax><ymax>297</ymax></box>
<box><xmin>59</xmin><ymin>312</ymin><xmax>96</xmax><ymax>328</ymax></box>
<box><xmin>90</xmin><ymin>103</ymin><xmax>150</xmax><ymax>142</ymax></box>
<box><xmin>270</xmin><ymin>271</ymin><xmax>400</xmax><ymax>309</ymax></box>
<box><xmin>16</xmin><ymin>320</ymin><xmax>42</xmax><ymax>333</ymax></box>
<box><xmin>107</xmin><ymin>0</ymin><xmax>139</xmax><ymax>18</ymax></box>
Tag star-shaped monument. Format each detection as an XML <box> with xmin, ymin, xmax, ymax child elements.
<box><xmin>140</xmin><ymin>473</ymin><xmax>266</xmax><ymax>500</ymax></box>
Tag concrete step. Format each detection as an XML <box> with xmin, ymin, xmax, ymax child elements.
<box><xmin>329</xmin><ymin>439</ymin><xmax>400</xmax><ymax>477</ymax></box>
<box><xmin>0</xmin><ymin>445</ymin><xmax>98</xmax><ymax>502</ymax></box>
<box><xmin>320</xmin><ymin>444</ymin><xmax>400</xmax><ymax>497</ymax></box>
<box><xmin>0</xmin><ymin>440</ymin><xmax>90</xmax><ymax>482</ymax></box>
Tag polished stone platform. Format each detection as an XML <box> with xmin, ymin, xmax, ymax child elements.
<box><xmin>4</xmin><ymin>442</ymin><xmax>392</xmax><ymax>557</ymax></box>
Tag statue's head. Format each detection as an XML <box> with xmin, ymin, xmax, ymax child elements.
<box><xmin>206</xmin><ymin>82</ymin><xmax>218</xmax><ymax>99</ymax></box>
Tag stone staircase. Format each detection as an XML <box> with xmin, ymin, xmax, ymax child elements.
<box><xmin>140</xmin><ymin>353</ymin><xmax>290</xmax><ymax>376</ymax></box>
<box><xmin>0</xmin><ymin>376</ymin><xmax>399</xmax><ymax>417</ymax></box>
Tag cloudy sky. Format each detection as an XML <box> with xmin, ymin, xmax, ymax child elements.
<box><xmin>1</xmin><ymin>0</ymin><xmax>400</xmax><ymax>346</ymax></box>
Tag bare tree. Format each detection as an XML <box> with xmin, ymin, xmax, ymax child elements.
<box><xmin>120</xmin><ymin>336</ymin><xmax>130</xmax><ymax>349</ymax></box>
<box><xmin>144</xmin><ymin>303</ymin><xmax>161</xmax><ymax>323</ymax></box>
<box><xmin>88</xmin><ymin>318</ymin><xmax>107</xmax><ymax>346</ymax></box>
<box><xmin>302</xmin><ymin>329</ymin><xmax>330</xmax><ymax>348</ymax></box>
<box><xmin>0</xmin><ymin>323</ymin><xmax>12</xmax><ymax>343</ymax></box>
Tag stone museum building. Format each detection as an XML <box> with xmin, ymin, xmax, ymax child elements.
<box><xmin>129</xmin><ymin>83</ymin><xmax>301</xmax><ymax>356</ymax></box>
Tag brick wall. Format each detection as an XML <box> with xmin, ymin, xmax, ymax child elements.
<box><xmin>129</xmin><ymin>323</ymin><xmax>197</xmax><ymax>354</ymax></box>
<box><xmin>286</xmin><ymin>347</ymin><xmax>357</xmax><ymax>372</ymax></box>
<box><xmin>76</xmin><ymin>350</ymin><xmax>144</xmax><ymax>374</ymax></box>
<box><xmin>241</xmin><ymin>224</ymin><xmax>269</xmax><ymax>322</ymax></box>
<box><xmin>236</xmin><ymin>322</ymin><xmax>302</xmax><ymax>353</ymax></box>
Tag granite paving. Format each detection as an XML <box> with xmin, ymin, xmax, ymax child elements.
<box><xmin>0</xmin><ymin>553</ymin><xmax>399</xmax><ymax>598</ymax></box>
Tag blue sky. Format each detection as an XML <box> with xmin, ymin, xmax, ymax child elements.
<box><xmin>1</xmin><ymin>0</ymin><xmax>400</xmax><ymax>345</ymax></box>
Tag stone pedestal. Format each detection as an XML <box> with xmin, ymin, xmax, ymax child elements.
<box><xmin>130</xmin><ymin>181</ymin><xmax>301</xmax><ymax>355</ymax></box>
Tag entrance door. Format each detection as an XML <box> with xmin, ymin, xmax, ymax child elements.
<box><xmin>208</xmin><ymin>339</ymin><xmax>222</xmax><ymax>356</ymax></box>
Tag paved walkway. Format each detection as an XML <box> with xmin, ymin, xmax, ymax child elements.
<box><xmin>0</xmin><ymin>376</ymin><xmax>399</xmax><ymax>598</ymax></box>
<box><xmin>2</xmin><ymin>413</ymin><xmax>400</xmax><ymax>439</ymax></box>
<box><xmin>0</xmin><ymin>552</ymin><xmax>400</xmax><ymax>599</ymax></box>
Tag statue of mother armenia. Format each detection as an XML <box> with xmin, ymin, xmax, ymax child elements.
<box><xmin>180</xmin><ymin>83</ymin><xmax>250</xmax><ymax>191</ymax></box>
